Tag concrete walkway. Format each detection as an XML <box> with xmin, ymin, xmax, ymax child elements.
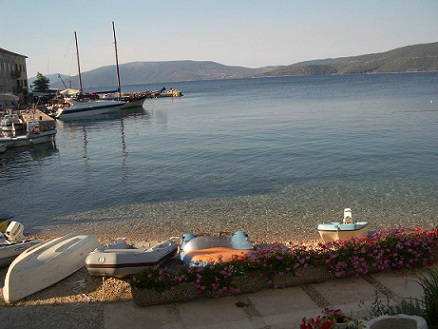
<box><xmin>104</xmin><ymin>269</ymin><xmax>428</xmax><ymax>329</ymax></box>
<box><xmin>0</xmin><ymin>267</ymin><xmax>432</xmax><ymax>329</ymax></box>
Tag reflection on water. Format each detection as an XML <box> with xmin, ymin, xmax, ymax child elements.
<box><xmin>0</xmin><ymin>142</ymin><xmax>58</xmax><ymax>179</ymax></box>
<box><xmin>0</xmin><ymin>74</ymin><xmax>437</xmax><ymax>241</ymax></box>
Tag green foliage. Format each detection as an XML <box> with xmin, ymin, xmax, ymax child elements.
<box><xmin>359</xmin><ymin>290</ymin><xmax>424</xmax><ymax>320</ymax></box>
<box><xmin>418</xmin><ymin>268</ymin><xmax>438</xmax><ymax>326</ymax></box>
<box><xmin>32</xmin><ymin>72</ymin><xmax>50</xmax><ymax>91</ymax></box>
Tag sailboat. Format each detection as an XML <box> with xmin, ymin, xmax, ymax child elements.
<box><xmin>99</xmin><ymin>22</ymin><xmax>169</xmax><ymax>108</ymax></box>
<box><xmin>54</xmin><ymin>32</ymin><xmax>125</xmax><ymax>119</ymax></box>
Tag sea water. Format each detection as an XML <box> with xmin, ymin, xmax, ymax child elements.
<box><xmin>1</xmin><ymin>73</ymin><xmax>437</xmax><ymax>240</ymax></box>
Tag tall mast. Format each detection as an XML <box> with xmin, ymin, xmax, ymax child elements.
<box><xmin>112</xmin><ymin>21</ymin><xmax>122</xmax><ymax>98</ymax></box>
<box><xmin>74</xmin><ymin>31</ymin><xmax>83</xmax><ymax>92</ymax></box>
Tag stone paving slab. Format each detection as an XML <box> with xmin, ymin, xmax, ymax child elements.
<box><xmin>1</xmin><ymin>269</ymin><xmax>434</xmax><ymax>329</ymax></box>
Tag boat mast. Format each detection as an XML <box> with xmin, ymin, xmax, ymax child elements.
<box><xmin>112</xmin><ymin>21</ymin><xmax>122</xmax><ymax>98</ymax></box>
<box><xmin>74</xmin><ymin>31</ymin><xmax>83</xmax><ymax>92</ymax></box>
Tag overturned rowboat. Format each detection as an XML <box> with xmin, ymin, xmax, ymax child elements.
<box><xmin>85</xmin><ymin>238</ymin><xmax>178</xmax><ymax>278</ymax></box>
<box><xmin>317</xmin><ymin>208</ymin><xmax>369</xmax><ymax>243</ymax></box>
<box><xmin>179</xmin><ymin>231</ymin><xmax>254</xmax><ymax>266</ymax></box>
<box><xmin>4</xmin><ymin>233</ymin><xmax>99</xmax><ymax>303</ymax></box>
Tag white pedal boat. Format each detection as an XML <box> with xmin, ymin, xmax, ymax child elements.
<box><xmin>85</xmin><ymin>238</ymin><xmax>178</xmax><ymax>278</ymax></box>
<box><xmin>0</xmin><ymin>221</ymin><xmax>41</xmax><ymax>268</ymax></box>
<box><xmin>317</xmin><ymin>208</ymin><xmax>369</xmax><ymax>243</ymax></box>
<box><xmin>3</xmin><ymin>233</ymin><xmax>99</xmax><ymax>303</ymax></box>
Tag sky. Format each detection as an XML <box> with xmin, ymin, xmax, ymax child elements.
<box><xmin>1</xmin><ymin>0</ymin><xmax>437</xmax><ymax>78</ymax></box>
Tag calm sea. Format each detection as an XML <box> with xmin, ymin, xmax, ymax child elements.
<box><xmin>1</xmin><ymin>73</ymin><xmax>438</xmax><ymax>240</ymax></box>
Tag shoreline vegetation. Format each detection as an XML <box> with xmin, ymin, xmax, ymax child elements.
<box><xmin>129</xmin><ymin>226</ymin><xmax>438</xmax><ymax>307</ymax></box>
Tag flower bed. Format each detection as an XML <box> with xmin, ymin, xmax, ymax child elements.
<box><xmin>130</xmin><ymin>226</ymin><xmax>438</xmax><ymax>307</ymax></box>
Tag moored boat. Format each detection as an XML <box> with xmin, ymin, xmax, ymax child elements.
<box><xmin>0</xmin><ymin>221</ymin><xmax>41</xmax><ymax>268</ymax></box>
<box><xmin>51</xmin><ymin>31</ymin><xmax>125</xmax><ymax>120</ymax></box>
<box><xmin>157</xmin><ymin>88</ymin><xmax>183</xmax><ymax>97</ymax></box>
<box><xmin>180</xmin><ymin>231</ymin><xmax>254</xmax><ymax>266</ymax></box>
<box><xmin>85</xmin><ymin>238</ymin><xmax>178</xmax><ymax>278</ymax></box>
<box><xmin>54</xmin><ymin>98</ymin><xmax>125</xmax><ymax>119</ymax></box>
<box><xmin>1</xmin><ymin>113</ymin><xmax>25</xmax><ymax>132</ymax></box>
<box><xmin>0</xmin><ymin>121</ymin><xmax>56</xmax><ymax>148</ymax></box>
<box><xmin>3</xmin><ymin>233</ymin><xmax>99</xmax><ymax>303</ymax></box>
<box><xmin>317</xmin><ymin>208</ymin><xmax>369</xmax><ymax>243</ymax></box>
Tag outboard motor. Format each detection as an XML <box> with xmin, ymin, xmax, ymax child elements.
<box><xmin>343</xmin><ymin>208</ymin><xmax>353</xmax><ymax>224</ymax></box>
<box><xmin>5</xmin><ymin>221</ymin><xmax>26</xmax><ymax>243</ymax></box>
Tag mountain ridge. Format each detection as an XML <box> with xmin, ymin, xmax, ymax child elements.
<box><xmin>32</xmin><ymin>42</ymin><xmax>438</xmax><ymax>90</ymax></box>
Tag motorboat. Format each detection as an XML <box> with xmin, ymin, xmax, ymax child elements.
<box><xmin>157</xmin><ymin>89</ymin><xmax>183</xmax><ymax>97</ymax></box>
<box><xmin>180</xmin><ymin>231</ymin><xmax>254</xmax><ymax>266</ymax></box>
<box><xmin>54</xmin><ymin>98</ymin><xmax>125</xmax><ymax>119</ymax></box>
<box><xmin>85</xmin><ymin>238</ymin><xmax>178</xmax><ymax>278</ymax></box>
<box><xmin>1</xmin><ymin>113</ymin><xmax>25</xmax><ymax>132</ymax></box>
<box><xmin>317</xmin><ymin>208</ymin><xmax>369</xmax><ymax>243</ymax></box>
<box><xmin>0</xmin><ymin>121</ymin><xmax>56</xmax><ymax>148</ymax></box>
<box><xmin>0</xmin><ymin>221</ymin><xmax>41</xmax><ymax>268</ymax></box>
<box><xmin>3</xmin><ymin>233</ymin><xmax>99</xmax><ymax>303</ymax></box>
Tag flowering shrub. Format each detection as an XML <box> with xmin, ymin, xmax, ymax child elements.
<box><xmin>130</xmin><ymin>226</ymin><xmax>438</xmax><ymax>297</ymax></box>
<box><xmin>322</xmin><ymin>307</ymin><xmax>347</xmax><ymax>323</ymax></box>
<box><xmin>300</xmin><ymin>315</ymin><xmax>334</xmax><ymax>329</ymax></box>
<box><xmin>301</xmin><ymin>308</ymin><xmax>363</xmax><ymax>329</ymax></box>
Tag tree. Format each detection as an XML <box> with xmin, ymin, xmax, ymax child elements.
<box><xmin>32</xmin><ymin>72</ymin><xmax>50</xmax><ymax>91</ymax></box>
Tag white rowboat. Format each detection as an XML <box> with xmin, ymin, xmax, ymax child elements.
<box><xmin>3</xmin><ymin>233</ymin><xmax>99</xmax><ymax>303</ymax></box>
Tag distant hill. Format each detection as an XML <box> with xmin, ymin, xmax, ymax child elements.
<box><xmin>30</xmin><ymin>42</ymin><xmax>438</xmax><ymax>90</ymax></box>
<box><xmin>39</xmin><ymin>61</ymin><xmax>275</xmax><ymax>91</ymax></box>
<box><xmin>261</xmin><ymin>42</ymin><xmax>438</xmax><ymax>76</ymax></box>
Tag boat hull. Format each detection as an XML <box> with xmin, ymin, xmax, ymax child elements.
<box><xmin>120</xmin><ymin>96</ymin><xmax>148</xmax><ymax>109</ymax></box>
<box><xmin>0</xmin><ymin>239</ymin><xmax>42</xmax><ymax>268</ymax></box>
<box><xmin>55</xmin><ymin>100</ymin><xmax>125</xmax><ymax>119</ymax></box>
<box><xmin>3</xmin><ymin>233</ymin><xmax>99</xmax><ymax>303</ymax></box>
<box><xmin>85</xmin><ymin>239</ymin><xmax>177</xmax><ymax>278</ymax></box>
<box><xmin>317</xmin><ymin>221</ymin><xmax>369</xmax><ymax>243</ymax></box>
<box><xmin>0</xmin><ymin>130</ymin><xmax>56</xmax><ymax>148</ymax></box>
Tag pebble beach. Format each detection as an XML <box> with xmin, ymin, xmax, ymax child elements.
<box><xmin>26</xmin><ymin>189</ymin><xmax>438</xmax><ymax>245</ymax></box>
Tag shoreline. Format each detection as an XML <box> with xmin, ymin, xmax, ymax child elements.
<box><xmin>1</xmin><ymin>222</ymin><xmax>437</xmax><ymax>324</ymax></box>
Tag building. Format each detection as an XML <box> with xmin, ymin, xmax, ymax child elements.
<box><xmin>0</xmin><ymin>47</ymin><xmax>29</xmax><ymax>106</ymax></box>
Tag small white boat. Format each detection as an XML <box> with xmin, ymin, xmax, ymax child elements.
<box><xmin>3</xmin><ymin>233</ymin><xmax>99</xmax><ymax>303</ymax></box>
<box><xmin>317</xmin><ymin>208</ymin><xmax>369</xmax><ymax>243</ymax></box>
<box><xmin>180</xmin><ymin>231</ymin><xmax>254</xmax><ymax>266</ymax></box>
<box><xmin>85</xmin><ymin>238</ymin><xmax>178</xmax><ymax>278</ymax></box>
<box><xmin>0</xmin><ymin>221</ymin><xmax>41</xmax><ymax>268</ymax></box>
<box><xmin>54</xmin><ymin>98</ymin><xmax>125</xmax><ymax>119</ymax></box>
<box><xmin>0</xmin><ymin>121</ymin><xmax>56</xmax><ymax>148</ymax></box>
<box><xmin>1</xmin><ymin>114</ymin><xmax>25</xmax><ymax>132</ymax></box>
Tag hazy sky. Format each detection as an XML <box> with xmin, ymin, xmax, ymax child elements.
<box><xmin>1</xmin><ymin>0</ymin><xmax>437</xmax><ymax>77</ymax></box>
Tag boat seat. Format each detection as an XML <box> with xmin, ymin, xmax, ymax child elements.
<box><xmin>183</xmin><ymin>247</ymin><xmax>253</xmax><ymax>264</ymax></box>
